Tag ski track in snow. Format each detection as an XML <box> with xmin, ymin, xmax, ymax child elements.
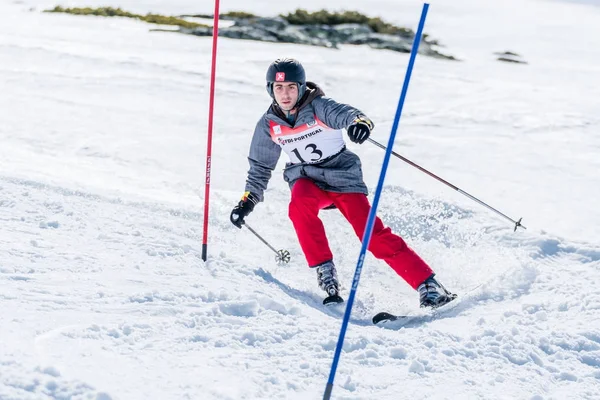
<box><xmin>2</xmin><ymin>174</ymin><xmax>599</xmax><ymax>399</ymax></box>
<box><xmin>2</xmin><ymin>0</ymin><xmax>600</xmax><ymax>398</ymax></box>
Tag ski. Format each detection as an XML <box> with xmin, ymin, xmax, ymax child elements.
<box><xmin>372</xmin><ymin>293</ymin><xmax>459</xmax><ymax>326</ymax></box>
<box><xmin>372</xmin><ymin>311</ymin><xmax>407</xmax><ymax>324</ymax></box>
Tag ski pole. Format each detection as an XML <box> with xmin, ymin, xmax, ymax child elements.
<box><xmin>367</xmin><ymin>138</ymin><xmax>526</xmax><ymax>231</ymax></box>
<box><xmin>244</xmin><ymin>223</ymin><xmax>291</xmax><ymax>264</ymax></box>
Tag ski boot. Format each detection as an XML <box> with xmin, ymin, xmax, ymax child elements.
<box><xmin>418</xmin><ymin>274</ymin><xmax>456</xmax><ymax>309</ymax></box>
<box><xmin>315</xmin><ymin>260</ymin><xmax>343</xmax><ymax>305</ymax></box>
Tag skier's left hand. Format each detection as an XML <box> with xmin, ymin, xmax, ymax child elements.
<box><xmin>347</xmin><ymin>116</ymin><xmax>374</xmax><ymax>144</ymax></box>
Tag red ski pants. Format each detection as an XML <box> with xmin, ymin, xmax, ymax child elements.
<box><xmin>288</xmin><ymin>179</ymin><xmax>433</xmax><ymax>289</ymax></box>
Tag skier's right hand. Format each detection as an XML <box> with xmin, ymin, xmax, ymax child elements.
<box><xmin>230</xmin><ymin>192</ymin><xmax>258</xmax><ymax>229</ymax></box>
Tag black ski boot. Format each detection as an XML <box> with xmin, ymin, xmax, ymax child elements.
<box><xmin>418</xmin><ymin>274</ymin><xmax>456</xmax><ymax>308</ymax></box>
<box><xmin>315</xmin><ymin>260</ymin><xmax>343</xmax><ymax>305</ymax></box>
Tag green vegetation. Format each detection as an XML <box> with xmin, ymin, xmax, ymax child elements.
<box><xmin>280</xmin><ymin>9</ymin><xmax>413</xmax><ymax>36</ymax></box>
<box><xmin>45</xmin><ymin>6</ymin><xmax>207</xmax><ymax>29</ymax></box>
<box><xmin>222</xmin><ymin>11</ymin><xmax>257</xmax><ymax>19</ymax></box>
<box><xmin>46</xmin><ymin>7</ymin><xmax>413</xmax><ymax>36</ymax></box>
<box><xmin>143</xmin><ymin>14</ymin><xmax>203</xmax><ymax>28</ymax></box>
<box><xmin>179</xmin><ymin>11</ymin><xmax>257</xmax><ymax>20</ymax></box>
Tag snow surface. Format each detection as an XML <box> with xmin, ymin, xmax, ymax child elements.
<box><xmin>1</xmin><ymin>0</ymin><xmax>600</xmax><ymax>399</ymax></box>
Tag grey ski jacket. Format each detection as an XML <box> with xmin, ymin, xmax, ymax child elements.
<box><xmin>244</xmin><ymin>82</ymin><xmax>372</xmax><ymax>202</ymax></box>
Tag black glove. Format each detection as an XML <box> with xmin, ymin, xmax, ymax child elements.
<box><xmin>346</xmin><ymin>116</ymin><xmax>374</xmax><ymax>144</ymax></box>
<box><xmin>230</xmin><ymin>192</ymin><xmax>259</xmax><ymax>229</ymax></box>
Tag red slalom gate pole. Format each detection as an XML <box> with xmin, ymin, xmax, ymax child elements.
<box><xmin>202</xmin><ymin>0</ymin><xmax>221</xmax><ymax>261</ymax></box>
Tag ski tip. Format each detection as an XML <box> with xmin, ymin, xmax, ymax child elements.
<box><xmin>372</xmin><ymin>312</ymin><xmax>400</xmax><ymax>325</ymax></box>
<box><xmin>323</xmin><ymin>294</ymin><xmax>344</xmax><ymax>306</ymax></box>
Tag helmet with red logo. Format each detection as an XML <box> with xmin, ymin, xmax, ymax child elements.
<box><xmin>266</xmin><ymin>58</ymin><xmax>306</xmax><ymax>103</ymax></box>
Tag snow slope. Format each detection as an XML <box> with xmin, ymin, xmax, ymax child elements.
<box><xmin>2</xmin><ymin>0</ymin><xmax>600</xmax><ymax>399</ymax></box>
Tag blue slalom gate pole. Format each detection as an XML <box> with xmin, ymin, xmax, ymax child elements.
<box><xmin>323</xmin><ymin>4</ymin><xmax>430</xmax><ymax>400</ymax></box>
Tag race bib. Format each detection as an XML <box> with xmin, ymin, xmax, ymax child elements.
<box><xmin>269</xmin><ymin>116</ymin><xmax>345</xmax><ymax>164</ymax></box>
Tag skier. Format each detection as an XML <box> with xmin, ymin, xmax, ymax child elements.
<box><xmin>230</xmin><ymin>58</ymin><xmax>454</xmax><ymax>307</ymax></box>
